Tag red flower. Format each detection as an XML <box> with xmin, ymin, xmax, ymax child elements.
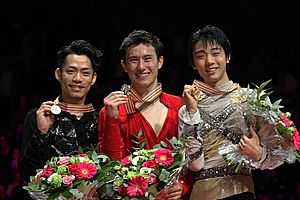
<box><xmin>37</xmin><ymin>165</ymin><xmax>54</xmax><ymax>179</ymax></box>
<box><xmin>127</xmin><ymin>176</ymin><xmax>148</xmax><ymax>198</ymax></box>
<box><xmin>68</xmin><ymin>162</ymin><xmax>97</xmax><ymax>180</ymax></box>
<box><xmin>118</xmin><ymin>184</ymin><xmax>127</xmax><ymax>196</ymax></box>
<box><xmin>142</xmin><ymin>160</ymin><xmax>158</xmax><ymax>169</ymax></box>
<box><xmin>293</xmin><ymin>128</ymin><xmax>300</xmax><ymax>151</ymax></box>
<box><xmin>120</xmin><ymin>156</ymin><xmax>130</xmax><ymax>166</ymax></box>
<box><xmin>154</xmin><ymin>148</ymin><xmax>174</xmax><ymax>167</ymax></box>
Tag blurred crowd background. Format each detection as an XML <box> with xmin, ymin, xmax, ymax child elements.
<box><xmin>0</xmin><ymin>1</ymin><xmax>299</xmax><ymax>199</ymax></box>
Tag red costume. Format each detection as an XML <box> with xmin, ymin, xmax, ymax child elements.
<box><xmin>98</xmin><ymin>92</ymin><xmax>194</xmax><ymax>198</ymax></box>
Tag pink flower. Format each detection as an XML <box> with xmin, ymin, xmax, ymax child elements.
<box><xmin>57</xmin><ymin>156</ymin><xmax>69</xmax><ymax>166</ymax></box>
<box><xmin>68</xmin><ymin>162</ymin><xmax>97</xmax><ymax>180</ymax></box>
<box><xmin>127</xmin><ymin>176</ymin><xmax>148</xmax><ymax>198</ymax></box>
<box><xmin>37</xmin><ymin>165</ymin><xmax>54</xmax><ymax>179</ymax></box>
<box><xmin>154</xmin><ymin>148</ymin><xmax>174</xmax><ymax>167</ymax></box>
<box><xmin>279</xmin><ymin>114</ymin><xmax>292</xmax><ymax>126</ymax></box>
<box><xmin>120</xmin><ymin>156</ymin><xmax>130</xmax><ymax>166</ymax></box>
<box><xmin>142</xmin><ymin>160</ymin><xmax>158</xmax><ymax>169</ymax></box>
<box><xmin>62</xmin><ymin>175</ymin><xmax>75</xmax><ymax>186</ymax></box>
<box><xmin>293</xmin><ymin>128</ymin><xmax>300</xmax><ymax>151</ymax></box>
<box><xmin>147</xmin><ymin>173</ymin><xmax>158</xmax><ymax>185</ymax></box>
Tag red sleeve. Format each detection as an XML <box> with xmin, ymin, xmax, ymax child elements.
<box><xmin>178</xmin><ymin>169</ymin><xmax>195</xmax><ymax>199</ymax></box>
<box><xmin>98</xmin><ymin>107</ymin><xmax>126</xmax><ymax>161</ymax></box>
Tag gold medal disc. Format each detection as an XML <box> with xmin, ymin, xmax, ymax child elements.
<box><xmin>194</xmin><ymin>90</ymin><xmax>206</xmax><ymax>101</ymax></box>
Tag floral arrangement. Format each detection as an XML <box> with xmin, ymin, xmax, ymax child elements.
<box><xmin>244</xmin><ymin>79</ymin><xmax>300</xmax><ymax>162</ymax></box>
<box><xmin>23</xmin><ymin>147</ymin><xmax>112</xmax><ymax>200</ymax></box>
<box><xmin>97</xmin><ymin>136</ymin><xmax>188</xmax><ymax>200</ymax></box>
<box><xmin>219</xmin><ymin>79</ymin><xmax>300</xmax><ymax>168</ymax></box>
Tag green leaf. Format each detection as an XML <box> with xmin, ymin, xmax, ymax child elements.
<box><xmin>160</xmin><ymin>141</ymin><xmax>168</xmax><ymax>148</ymax></box>
<box><xmin>48</xmin><ymin>192</ymin><xmax>60</xmax><ymax>200</ymax></box>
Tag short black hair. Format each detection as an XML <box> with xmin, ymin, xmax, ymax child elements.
<box><xmin>119</xmin><ymin>30</ymin><xmax>164</xmax><ymax>62</ymax></box>
<box><xmin>57</xmin><ymin>40</ymin><xmax>103</xmax><ymax>73</ymax></box>
<box><xmin>188</xmin><ymin>25</ymin><xmax>232</xmax><ymax>67</ymax></box>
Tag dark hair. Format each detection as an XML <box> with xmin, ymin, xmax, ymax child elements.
<box><xmin>119</xmin><ymin>30</ymin><xmax>164</xmax><ymax>62</ymax></box>
<box><xmin>188</xmin><ymin>25</ymin><xmax>232</xmax><ymax>67</ymax></box>
<box><xmin>57</xmin><ymin>40</ymin><xmax>103</xmax><ymax>73</ymax></box>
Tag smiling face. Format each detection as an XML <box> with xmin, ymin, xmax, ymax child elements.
<box><xmin>121</xmin><ymin>43</ymin><xmax>163</xmax><ymax>95</ymax></box>
<box><xmin>192</xmin><ymin>41</ymin><xmax>229</xmax><ymax>87</ymax></box>
<box><xmin>55</xmin><ymin>54</ymin><xmax>96</xmax><ymax>104</ymax></box>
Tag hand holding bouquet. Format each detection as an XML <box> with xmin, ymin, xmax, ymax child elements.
<box><xmin>219</xmin><ymin>80</ymin><xmax>300</xmax><ymax>169</ymax></box>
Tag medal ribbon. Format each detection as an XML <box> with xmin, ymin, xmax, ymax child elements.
<box><xmin>57</xmin><ymin>102</ymin><xmax>94</xmax><ymax>113</ymax></box>
<box><xmin>125</xmin><ymin>84</ymin><xmax>162</xmax><ymax>114</ymax></box>
<box><xmin>54</xmin><ymin>97</ymin><xmax>94</xmax><ymax>113</ymax></box>
<box><xmin>192</xmin><ymin>79</ymin><xmax>239</xmax><ymax>95</ymax></box>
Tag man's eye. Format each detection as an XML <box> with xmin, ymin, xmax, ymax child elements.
<box><xmin>67</xmin><ymin>70</ymin><xmax>75</xmax><ymax>74</ymax></box>
<box><xmin>144</xmin><ymin>57</ymin><xmax>152</xmax><ymax>62</ymax></box>
<box><xmin>128</xmin><ymin>59</ymin><xmax>138</xmax><ymax>63</ymax></box>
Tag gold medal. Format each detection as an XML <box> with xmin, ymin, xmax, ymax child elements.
<box><xmin>121</xmin><ymin>84</ymin><xmax>131</xmax><ymax>95</ymax></box>
<box><xmin>51</xmin><ymin>104</ymin><xmax>61</xmax><ymax>115</ymax></box>
<box><xmin>193</xmin><ymin>90</ymin><xmax>206</xmax><ymax>101</ymax></box>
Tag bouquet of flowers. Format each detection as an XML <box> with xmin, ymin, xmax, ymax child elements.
<box><xmin>23</xmin><ymin>147</ymin><xmax>112</xmax><ymax>200</ymax></box>
<box><xmin>219</xmin><ymin>79</ymin><xmax>300</xmax><ymax>169</ymax></box>
<box><xmin>97</xmin><ymin>136</ymin><xmax>188</xmax><ymax>200</ymax></box>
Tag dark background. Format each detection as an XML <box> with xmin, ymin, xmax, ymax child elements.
<box><xmin>0</xmin><ymin>0</ymin><xmax>299</xmax><ymax>199</ymax></box>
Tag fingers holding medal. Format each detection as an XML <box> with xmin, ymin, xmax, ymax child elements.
<box><xmin>183</xmin><ymin>85</ymin><xmax>205</xmax><ymax>101</ymax></box>
<box><xmin>193</xmin><ymin>89</ymin><xmax>205</xmax><ymax>101</ymax></box>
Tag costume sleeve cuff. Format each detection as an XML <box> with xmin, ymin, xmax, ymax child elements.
<box><xmin>250</xmin><ymin>145</ymin><xmax>267</xmax><ymax>168</ymax></box>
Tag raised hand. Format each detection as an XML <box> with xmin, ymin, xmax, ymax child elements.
<box><xmin>182</xmin><ymin>85</ymin><xmax>198</xmax><ymax>115</ymax></box>
<box><xmin>36</xmin><ymin>101</ymin><xmax>56</xmax><ymax>134</ymax></box>
<box><xmin>103</xmin><ymin>91</ymin><xmax>128</xmax><ymax>118</ymax></box>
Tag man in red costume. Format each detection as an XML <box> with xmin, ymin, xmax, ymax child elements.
<box><xmin>98</xmin><ymin>30</ymin><xmax>192</xmax><ymax>199</ymax></box>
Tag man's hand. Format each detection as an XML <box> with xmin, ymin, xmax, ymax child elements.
<box><xmin>239</xmin><ymin>126</ymin><xmax>263</xmax><ymax>161</ymax></box>
<box><xmin>103</xmin><ymin>91</ymin><xmax>128</xmax><ymax>118</ymax></box>
<box><xmin>182</xmin><ymin>85</ymin><xmax>198</xmax><ymax>115</ymax></box>
<box><xmin>36</xmin><ymin>101</ymin><xmax>56</xmax><ymax>134</ymax></box>
<box><xmin>155</xmin><ymin>181</ymin><xmax>182</xmax><ymax>200</ymax></box>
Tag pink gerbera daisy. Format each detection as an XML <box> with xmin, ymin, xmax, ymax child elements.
<box><xmin>68</xmin><ymin>162</ymin><xmax>97</xmax><ymax>180</ymax></box>
<box><xmin>154</xmin><ymin>148</ymin><xmax>174</xmax><ymax>167</ymax></box>
<box><xmin>127</xmin><ymin>176</ymin><xmax>148</xmax><ymax>198</ymax></box>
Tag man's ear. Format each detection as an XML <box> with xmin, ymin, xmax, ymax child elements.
<box><xmin>91</xmin><ymin>72</ymin><xmax>97</xmax><ymax>85</ymax></box>
<box><xmin>226</xmin><ymin>56</ymin><xmax>231</xmax><ymax>63</ymax></box>
<box><xmin>158</xmin><ymin>56</ymin><xmax>164</xmax><ymax>69</ymax></box>
<box><xmin>121</xmin><ymin>60</ymin><xmax>127</xmax><ymax>72</ymax></box>
<box><xmin>55</xmin><ymin>68</ymin><xmax>61</xmax><ymax>82</ymax></box>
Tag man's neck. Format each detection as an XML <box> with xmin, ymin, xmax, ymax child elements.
<box><xmin>132</xmin><ymin>82</ymin><xmax>159</xmax><ymax>98</ymax></box>
<box><xmin>60</xmin><ymin>96</ymin><xmax>86</xmax><ymax>105</ymax></box>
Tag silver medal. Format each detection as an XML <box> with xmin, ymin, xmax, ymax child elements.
<box><xmin>51</xmin><ymin>104</ymin><xmax>61</xmax><ymax>115</ymax></box>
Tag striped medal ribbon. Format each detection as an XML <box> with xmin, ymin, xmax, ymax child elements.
<box><xmin>125</xmin><ymin>84</ymin><xmax>162</xmax><ymax>114</ymax></box>
<box><xmin>192</xmin><ymin>79</ymin><xmax>239</xmax><ymax>101</ymax></box>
